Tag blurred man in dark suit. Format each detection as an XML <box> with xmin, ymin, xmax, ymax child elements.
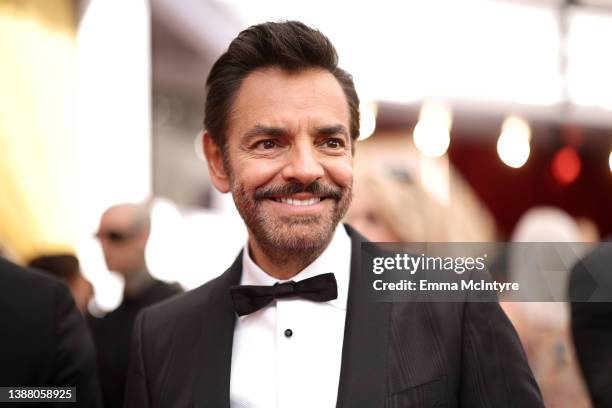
<box><xmin>87</xmin><ymin>203</ymin><xmax>181</xmax><ymax>408</ymax></box>
<box><xmin>0</xmin><ymin>257</ymin><xmax>101</xmax><ymax>407</ymax></box>
<box><xmin>569</xmin><ymin>242</ymin><xmax>612</xmax><ymax>408</ymax></box>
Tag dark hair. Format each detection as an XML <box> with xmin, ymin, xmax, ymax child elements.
<box><xmin>204</xmin><ymin>20</ymin><xmax>360</xmax><ymax>150</ymax></box>
<box><xmin>28</xmin><ymin>254</ymin><xmax>81</xmax><ymax>282</ymax></box>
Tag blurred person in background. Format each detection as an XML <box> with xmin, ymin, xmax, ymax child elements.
<box><xmin>0</xmin><ymin>256</ymin><xmax>102</xmax><ymax>407</ymax></box>
<box><xmin>504</xmin><ymin>207</ymin><xmax>592</xmax><ymax>408</ymax></box>
<box><xmin>568</xmin><ymin>239</ymin><xmax>612</xmax><ymax>408</ymax></box>
<box><xmin>87</xmin><ymin>203</ymin><xmax>182</xmax><ymax>408</ymax></box>
<box><xmin>28</xmin><ymin>253</ymin><xmax>93</xmax><ymax>314</ymax></box>
<box><xmin>345</xmin><ymin>163</ymin><xmax>496</xmax><ymax>242</ymax></box>
<box><xmin>345</xmin><ymin>166</ymin><xmax>440</xmax><ymax>242</ymax></box>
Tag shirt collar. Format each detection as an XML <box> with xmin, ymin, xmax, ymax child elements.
<box><xmin>241</xmin><ymin>224</ymin><xmax>351</xmax><ymax>310</ymax></box>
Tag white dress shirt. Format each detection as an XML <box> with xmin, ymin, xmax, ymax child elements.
<box><xmin>230</xmin><ymin>225</ymin><xmax>352</xmax><ymax>408</ymax></box>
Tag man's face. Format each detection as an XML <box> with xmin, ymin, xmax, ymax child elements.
<box><xmin>96</xmin><ymin>210</ymin><xmax>146</xmax><ymax>276</ymax></box>
<box><xmin>209</xmin><ymin>67</ymin><xmax>353</xmax><ymax>257</ymax></box>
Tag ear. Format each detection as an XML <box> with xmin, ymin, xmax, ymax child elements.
<box><xmin>203</xmin><ymin>131</ymin><xmax>231</xmax><ymax>193</ymax></box>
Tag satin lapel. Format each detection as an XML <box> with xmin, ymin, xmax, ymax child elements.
<box><xmin>336</xmin><ymin>224</ymin><xmax>392</xmax><ymax>408</ymax></box>
<box><xmin>192</xmin><ymin>252</ymin><xmax>243</xmax><ymax>408</ymax></box>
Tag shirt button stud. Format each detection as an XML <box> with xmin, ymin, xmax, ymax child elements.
<box><xmin>284</xmin><ymin>328</ymin><xmax>293</xmax><ymax>338</ymax></box>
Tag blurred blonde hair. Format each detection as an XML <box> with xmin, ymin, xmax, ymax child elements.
<box><xmin>351</xmin><ymin>162</ymin><xmax>496</xmax><ymax>242</ymax></box>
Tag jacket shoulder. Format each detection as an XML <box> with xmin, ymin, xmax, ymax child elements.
<box><xmin>0</xmin><ymin>257</ymin><xmax>65</xmax><ymax>295</ymax></box>
<box><xmin>138</xmin><ymin>276</ymin><xmax>222</xmax><ymax>330</ymax></box>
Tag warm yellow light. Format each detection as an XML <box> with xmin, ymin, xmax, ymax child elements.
<box><xmin>501</xmin><ymin>116</ymin><xmax>532</xmax><ymax>141</ymax></box>
<box><xmin>0</xmin><ymin>0</ymin><xmax>77</xmax><ymax>261</ymax></box>
<box><xmin>497</xmin><ymin>116</ymin><xmax>531</xmax><ymax>168</ymax></box>
<box><xmin>358</xmin><ymin>101</ymin><xmax>378</xmax><ymax>141</ymax></box>
<box><xmin>413</xmin><ymin>102</ymin><xmax>452</xmax><ymax>158</ymax></box>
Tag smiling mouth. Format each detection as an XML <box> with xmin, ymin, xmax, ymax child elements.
<box><xmin>266</xmin><ymin>192</ymin><xmax>330</xmax><ymax>207</ymax></box>
<box><xmin>270</xmin><ymin>197</ymin><xmax>323</xmax><ymax>206</ymax></box>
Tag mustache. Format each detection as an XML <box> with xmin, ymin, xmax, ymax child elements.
<box><xmin>254</xmin><ymin>181</ymin><xmax>343</xmax><ymax>201</ymax></box>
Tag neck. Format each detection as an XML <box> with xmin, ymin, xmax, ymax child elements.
<box><xmin>123</xmin><ymin>266</ymin><xmax>154</xmax><ymax>296</ymax></box>
<box><xmin>247</xmin><ymin>235</ymin><xmax>332</xmax><ymax>281</ymax></box>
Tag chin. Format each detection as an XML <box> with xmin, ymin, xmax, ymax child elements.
<box><xmin>269</xmin><ymin>215</ymin><xmax>337</xmax><ymax>249</ymax></box>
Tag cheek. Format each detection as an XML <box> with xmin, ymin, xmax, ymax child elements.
<box><xmin>323</xmin><ymin>157</ymin><xmax>353</xmax><ymax>188</ymax></box>
<box><xmin>231</xmin><ymin>156</ymin><xmax>284</xmax><ymax>189</ymax></box>
<box><xmin>101</xmin><ymin>243</ymin><xmax>114</xmax><ymax>255</ymax></box>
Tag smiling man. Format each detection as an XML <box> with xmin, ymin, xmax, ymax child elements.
<box><xmin>125</xmin><ymin>21</ymin><xmax>543</xmax><ymax>407</ymax></box>
<box><xmin>210</xmin><ymin>65</ymin><xmax>354</xmax><ymax>281</ymax></box>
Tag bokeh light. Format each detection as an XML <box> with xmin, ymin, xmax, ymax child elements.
<box><xmin>413</xmin><ymin>102</ymin><xmax>452</xmax><ymax>158</ymax></box>
<box><xmin>497</xmin><ymin>116</ymin><xmax>531</xmax><ymax>168</ymax></box>
<box><xmin>358</xmin><ymin>101</ymin><xmax>378</xmax><ymax>141</ymax></box>
<box><xmin>552</xmin><ymin>147</ymin><xmax>581</xmax><ymax>185</ymax></box>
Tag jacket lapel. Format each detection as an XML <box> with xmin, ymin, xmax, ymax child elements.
<box><xmin>336</xmin><ymin>224</ymin><xmax>392</xmax><ymax>408</ymax></box>
<box><xmin>192</xmin><ymin>251</ymin><xmax>242</xmax><ymax>408</ymax></box>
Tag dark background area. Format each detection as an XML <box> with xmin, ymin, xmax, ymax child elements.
<box><xmin>449</xmin><ymin>128</ymin><xmax>611</xmax><ymax>239</ymax></box>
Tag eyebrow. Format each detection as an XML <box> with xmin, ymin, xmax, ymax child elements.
<box><xmin>241</xmin><ymin>123</ymin><xmax>350</xmax><ymax>144</ymax></box>
<box><xmin>315</xmin><ymin>124</ymin><xmax>349</xmax><ymax>138</ymax></box>
<box><xmin>241</xmin><ymin>125</ymin><xmax>289</xmax><ymax>143</ymax></box>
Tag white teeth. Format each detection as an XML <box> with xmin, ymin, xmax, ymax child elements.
<box><xmin>276</xmin><ymin>197</ymin><xmax>321</xmax><ymax>206</ymax></box>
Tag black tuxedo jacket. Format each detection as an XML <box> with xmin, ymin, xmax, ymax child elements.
<box><xmin>125</xmin><ymin>225</ymin><xmax>543</xmax><ymax>407</ymax></box>
<box><xmin>0</xmin><ymin>257</ymin><xmax>101</xmax><ymax>408</ymax></box>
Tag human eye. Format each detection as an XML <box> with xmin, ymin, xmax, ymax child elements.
<box><xmin>322</xmin><ymin>138</ymin><xmax>346</xmax><ymax>149</ymax></box>
<box><xmin>255</xmin><ymin>139</ymin><xmax>279</xmax><ymax>150</ymax></box>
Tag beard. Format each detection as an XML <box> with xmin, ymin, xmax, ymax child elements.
<box><xmin>231</xmin><ymin>178</ymin><xmax>352</xmax><ymax>267</ymax></box>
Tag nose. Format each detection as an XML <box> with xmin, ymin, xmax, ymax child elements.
<box><xmin>281</xmin><ymin>139</ymin><xmax>324</xmax><ymax>185</ymax></box>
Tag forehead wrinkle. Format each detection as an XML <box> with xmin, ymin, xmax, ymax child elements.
<box><xmin>227</xmin><ymin>68</ymin><xmax>350</xmax><ymax>143</ymax></box>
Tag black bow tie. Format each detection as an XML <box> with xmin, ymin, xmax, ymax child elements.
<box><xmin>230</xmin><ymin>272</ymin><xmax>338</xmax><ymax>316</ymax></box>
